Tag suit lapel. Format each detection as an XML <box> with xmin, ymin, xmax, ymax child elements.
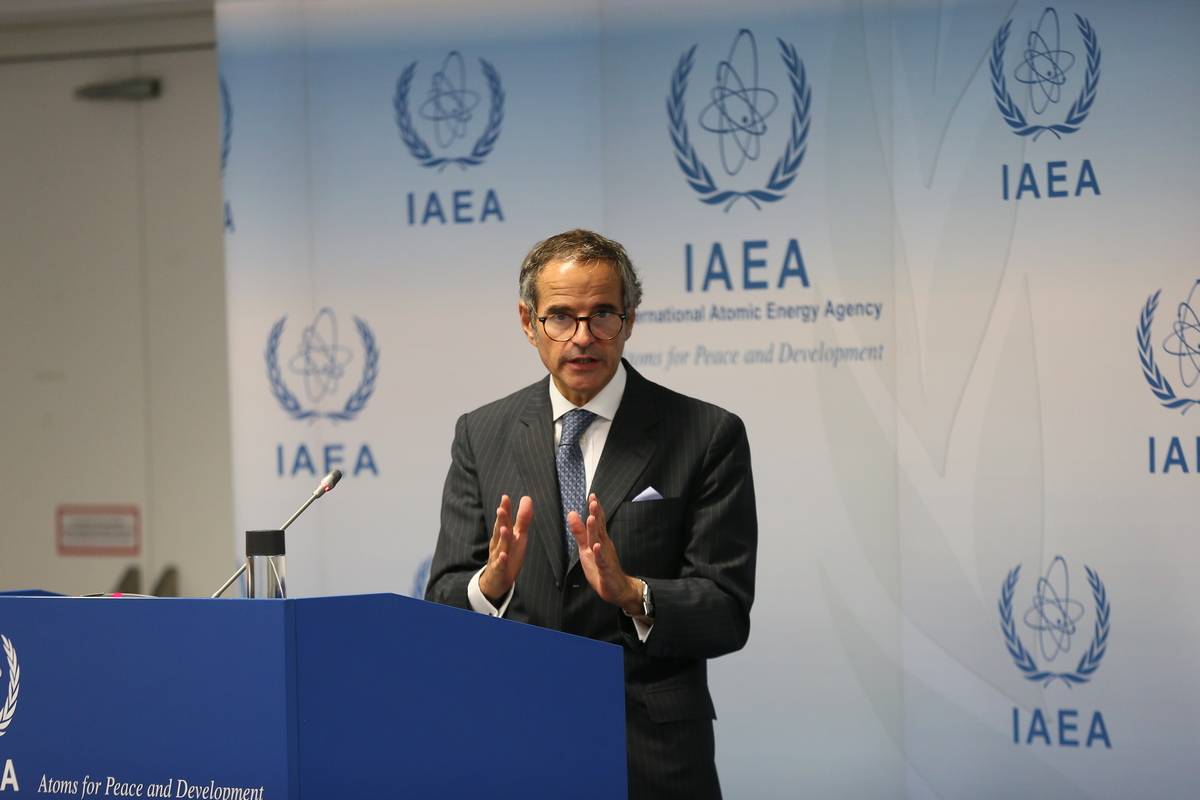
<box><xmin>591</xmin><ymin>365</ymin><xmax>658</xmax><ymax>530</ymax></box>
<box><xmin>511</xmin><ymin>378</ymin><xmax>566</xmax><ymax>585</ymax></box>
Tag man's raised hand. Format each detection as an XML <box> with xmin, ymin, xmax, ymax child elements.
<box><xmin>568</xmin><ymin>494</ymin><xmax>644</xmax><ymax>616</ymax></box>
<box><xmin>479</xmin><ymin>494</ymin><xmax>533</xmax><ymax>604</ymax></box>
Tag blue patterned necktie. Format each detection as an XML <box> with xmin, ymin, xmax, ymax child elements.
<box><xmin>557</xmin><ymin>408</ymin><xmax>598</xmax><ymax>564</ymax></box>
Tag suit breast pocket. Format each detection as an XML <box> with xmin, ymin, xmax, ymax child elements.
<box><xmin>611</xmin><ymin>497</ymin><xmax>685</xmax><ymax>574</ymax></box>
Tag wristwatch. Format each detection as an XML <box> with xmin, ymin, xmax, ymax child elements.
<box><xmin>638</xmin><ymin>578</ymin><xmax>654</xmax><ymax>618</ymax></box>
<box><xmin>623</xmin><ymin>578</ymin><xmax>654</xmax><ymax>619</ymax></box>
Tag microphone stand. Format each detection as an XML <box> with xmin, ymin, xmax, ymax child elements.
<box><xmin>210</xmin><ymin>562</ymin><xmax>247</xmax><ymax>600</ymax></box>
<box><xmin>211</xmin><ymin>470</ymin><xmax>342</xmax><ymax>599</ymax></box>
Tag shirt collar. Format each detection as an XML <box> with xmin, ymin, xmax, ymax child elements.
<box><xmin>549</xmin><ymin>361</ymin><xmax>627</xmax><ymax>423</ymax></box>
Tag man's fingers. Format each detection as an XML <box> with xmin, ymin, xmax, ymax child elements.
<box><xmin>509</xmin><ymin>520</ymin><xmax>529</xmax><ymax>563</ymax></box>
<box><xmin>492</xmin><ymin>495</ymin><xmax>511</xmax><ymax>542</ymax></box>
<box><xmin>514</xmin><ymin>495</ymin><xmax>534</xmax><ymax>532</ymax></box>
<box><xmin>588</xmin><ymin>494</ymin><xmax>608</xmax><ymax>541</ymax></box>
<box><xmin>587</xmin><ymin>511</ymin><xmax>600</xmax><ymax>551</ymax></box>
<box><xmin>490</xmin><ymin>526</ymin><xmax>510</xmax><ymax>562</ymax></box>
<box><xmin>567</xmin><ymin>510</ymin><xmax>588</xmax><ymax>545</ymax></box>
<box><xmin>481</xmin><ymin>495</ymin><xmax>527</xmax><ymax>600</ymax></box>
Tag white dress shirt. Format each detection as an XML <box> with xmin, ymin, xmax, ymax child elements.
<box><xmin>467</xmin><ymin>364</ymin><xmax>653</xmax><ymax>640</ymax></box>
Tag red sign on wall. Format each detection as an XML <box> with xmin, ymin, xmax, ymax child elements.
<box><xmin>56</xmin><ymin>505</ymin><xmax>140</xmax><ymax>556</ymax></box>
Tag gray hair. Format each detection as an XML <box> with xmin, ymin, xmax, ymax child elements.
<box><xmin>519</xmin><ymin>229</ymin><xmax>643</xmax><ymax>313</ymax></box>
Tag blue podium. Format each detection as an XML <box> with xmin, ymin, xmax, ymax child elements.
<box><xmin>0</xmin><ymin>594</ymin><xmax>627</xmax><ymax>798</ymax></box>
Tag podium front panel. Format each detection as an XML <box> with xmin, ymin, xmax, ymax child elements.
<box><xmin>291</xmin><ymin>594</ymin><xmax>627</xmax><ymax>799</ymax></box>
<box><xmin>0</xmin><ymin>597</ymin><xmax>294</xmax><ymax>799</ymax></box>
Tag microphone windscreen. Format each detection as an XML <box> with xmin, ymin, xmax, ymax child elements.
<box><xmin>320</xmin><ymin>469</ymin><xmax>343</xmax><ymax>493</ymax></box>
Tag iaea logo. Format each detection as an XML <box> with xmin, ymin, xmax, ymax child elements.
<box><xmin>668</xmin><ymin>29</ymin><xmax>811</xmax><ymax>212</ymax></box>
<box><xmin>265</xmin><ymin>307</ymin><xmax>380</xmax><ymax>422</ymax></box>
<box><xmin>1138</xmin><ymin>280</ymin><xmax>1200</xmax><ymax>414</ymax></box>
<box><xmin>990</xmin><ymin>7</ymin><xmax>1101</xmax><ymax>140</ymax></box>
<box><xmin>0</xmin><ymin>635</ymin><xmax>19</xmax><ymax>736</ymax></box>
<box><xmin>998</xmin><ymin>556</ymin><xmax>1109</xmax><ymax>687</ymax></box>
<box><xmin>393</xmin><ymin>50</ymin><xmax>504</xmax><ymax>171</ymax></box>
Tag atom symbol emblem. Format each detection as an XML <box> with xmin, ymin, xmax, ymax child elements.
<box><xmin>698</xmin><ymin>29</ymin><xmax>779</xmax><ymax>177</ymax></box>
<box><xmin>420</xmin><ymin>51</ymin><xmax>481</xmax><ymax>149</ymax></box>
<box><xmin>1023</xmin><ymin>555</ymin><xmax>1085</xmax><ymax>662</ymax></box>
<box><xmin>1013</xmin><ymin>7</ymin><xmax>1077</xmax><ymax>116</ymax></box>
<box><xmin>393</xmin><ymin>52</ymin><xmax>505</xmax><ymax>171</ymax></box>
<box><xmin>999</xmin><ymin>559</ymin><xmax>1110</xmax><ymax>687</ymax></box>
<box><xmin>667</xmin><ymin>32</ymin><xmax>811</xmax><ymax>212</ymax></box>
<box><xmin>1160</xmin><ymin>280</ymin><xmax>1200</xmax><ymax>390</ymax></box>
<box><xmin>266</xmin><ymin>310</ymin><xmax>380</xmax><ymax>422</ymax></box>
<box><xmin>989</xmin><ymin>9</ymin><xmax>1100</xmax><ymax>140</ymax></box>
<box><xmin>288</xmin><ymin>307</ymin><xmax>354</xmax><ymax>404</ymax></box>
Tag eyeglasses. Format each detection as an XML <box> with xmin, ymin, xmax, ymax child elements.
<box><xmin>536</xmin><ymin>310</ymin><xmax>627</xmax><ymax>342</ymax></box>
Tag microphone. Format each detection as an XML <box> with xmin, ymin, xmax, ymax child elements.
<box><xmin>317</xmin><ymin>468</ymin><xmax>343</xmax><ymax>495</ymax></box>
<box><xmin>210</xmin><ymin>469</ymin><xmax>344</xmax><ymax>598</ymax></box>
<box><xmin>281</xmin><ymin>469</ymin><xmax>343</xmax><ymax>531</ymax></box>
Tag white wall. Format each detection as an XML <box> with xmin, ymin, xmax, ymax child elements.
<box><xmin>0</xmin><ymin>6</ymin><xmax>233</xmax><ymax>598</ymax></box>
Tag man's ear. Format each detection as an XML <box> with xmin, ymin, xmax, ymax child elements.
<box><xmin>519</xmin><ymin>301</ymin><xmax>537</xmax><ymax>345</ymax></box>
<box><xmin>623</xmin><ymin>309</ymin><xmax>635</xmax><ymax>341</ymax></box>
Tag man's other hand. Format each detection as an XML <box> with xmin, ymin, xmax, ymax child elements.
<box><xmin>479</xmin><ymin>494</ymin><xmax>532</xmax><ymax>603</ymax></box>
<box><xmin>568</xmin><ymin>494</ymin><xmax>644</xmax><ymax>615</ymax></box>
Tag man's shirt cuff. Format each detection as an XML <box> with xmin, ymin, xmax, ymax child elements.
<box><xmin>629</xmin><ymin>615</ymin><xmax>653</xmax><ymax>643</ymax></box>
<box><xmin>469</xmin><ymin>567</ymin><xmax>650</xmax><ymax>642</ymax></box>
<box><xmin>467</xmin><ymin>566</ymin><xmax>513</xmax><ymax>617</ymax></box>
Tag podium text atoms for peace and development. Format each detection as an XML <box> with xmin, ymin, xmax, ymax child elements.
<box><xmin>35</xmin><ymin>774</ymin><xmax>266</xmax><ymax>800</ymax></box>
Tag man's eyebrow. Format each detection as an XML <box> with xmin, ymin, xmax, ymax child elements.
<box><xmin>541</xmin><ymin>301</ymin><xmax>621</xmax><ymax>315</ymax></box>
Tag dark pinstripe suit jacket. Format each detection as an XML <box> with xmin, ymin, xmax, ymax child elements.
<box><xmin>426</xmin><ymin>360</ymin><xmax>757</xmax><ymax>744</ymax></box>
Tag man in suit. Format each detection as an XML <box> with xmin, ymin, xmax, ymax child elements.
<box><xmin>425</xmin><ymin>229</ymin><xmax>757</xmax><ymax>799</ymax></box>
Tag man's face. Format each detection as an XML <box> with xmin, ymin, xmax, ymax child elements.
<box><xmin>519</xmin><ymin>259</ymin><xmax>634</xmax><ymax>407</ymax></box>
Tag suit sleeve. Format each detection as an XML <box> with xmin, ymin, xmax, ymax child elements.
<box><xmin>622</xmin><ymin>410</ymin><xmax>757</xmax><ymax>659</ymax></box>
<box><xmin>424</xmin><ymin>413</ymin><xmax>489</xmax><ymax>610</ymax></box>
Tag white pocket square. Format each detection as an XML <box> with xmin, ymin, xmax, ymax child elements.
<box><xmin>632</xmin><ymin>486</ymin><xmax>664</xmax><ymax>502</ymax></box>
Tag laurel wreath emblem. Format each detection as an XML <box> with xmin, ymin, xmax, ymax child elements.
<box><xmin>220</xmin><ymin>76</ymin><xmax>234</xmax><ymax>232</ymax></box>
<box><xmin>265</xmin><ymin>315</ymin><xmax>380</xmax><ymax>422</ymax></box>
<box><xmin>219</xmin><ymin>76</ymin><xmax>232</xmax><ymax>173</ymax></box>
<box><xmin>393</xmin><ymin>59</ymin><xmax>504</xmax><ymax>171</ymax></box>
<box><xmin>990</xmin><ymin>14</ymin><xmax>1100</xmax><ymax>140</ymax></box>
<box><xmin>1138</xmin><ymin>290</ymin><xmax>1200</xmax><ymax>413</ymax></box>
<box><xmin>0</xmin><ymin>635</ymin><xmax>19</xmax><ymax>736</ymax></box>
<box><xmin>999</xmin><ymin>565</ymin><xmax>1109</xmax><ymax>687</ymax></box>
<box><xmin>668</xmin><ymin>39</ymin><xmax>811</xmax><ymax>212</ymax></box>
